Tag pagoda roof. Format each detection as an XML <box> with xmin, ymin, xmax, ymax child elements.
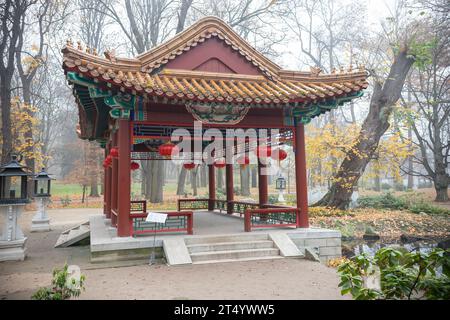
<box><xmin>62</xmin><ymin>16</ymin><xmax>368</xmax><ymax>106</ymax></box>
<box><xmin>62</xmin><ymin>16</ymin><xmax>368</xmax><ymax>142</ymax></box>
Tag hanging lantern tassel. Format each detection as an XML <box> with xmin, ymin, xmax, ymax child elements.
<box><xmin>130</xmin><ymin>161</ymin><xmax>140</xmax><ymax>171</ymax></box>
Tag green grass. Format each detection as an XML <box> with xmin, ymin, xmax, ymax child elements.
<box><xmin>51</xmin><ymin>183</ymin><xmax>85</xmax><ymax>197</ymax></box>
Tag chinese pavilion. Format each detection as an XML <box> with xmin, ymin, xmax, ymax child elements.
<box><xmin>62</xmin><ymin>17</ymin><xmax>368</xmax><ymax>238</ymax></box>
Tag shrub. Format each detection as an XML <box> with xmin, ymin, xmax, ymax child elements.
<box><xmin>337</xmin><ymin>247</ymin><xmax>450</xmax><ymax>300</ymax></box>
<box><xmin>357</xmin><ymin>193</ymin><xmax>407</xmax><ymax>210</ymax></box>
<box><xmin>268</xmin><ymin>194</ymin><xmax>278</xmax><ymax>204</ymax></box>
<box><xmin>32</xmin><ymin>264</ymin><xmax>85</xmax><ymax>300</ymax></box>
<box><xmin>357</xmin><ymin>192</ymin><xmax>449</xmax><ymax>215</ymax></box>
<box><xmin>381</xmin><ymin>183</ymin><xmax>392</xmax><ymax>190</ymax></box>
<box><xmin>60</xmin><ymin>195</ymin><xmax>72</xmax><ymax>207</ymax></box>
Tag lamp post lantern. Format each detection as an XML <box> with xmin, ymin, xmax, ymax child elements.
<box><xmin>31</xmin><ymin>168</ymin><xmax>54</xmax><ymax>232</ymax></box>
<box><xmin>275</xmin><ymin>174</ymin><xmax>287</xmax><ymax>204</ymax></box>
<box><xmin>0</xmin><ymin>154</ymin><xmax>32</xmax><ymax>261</ymax></box>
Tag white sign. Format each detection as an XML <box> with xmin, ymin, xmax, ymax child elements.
<box><xmin>145</xmin><ymin>212</ymin><xmax>168</xmax><ymax>224</ymax></box>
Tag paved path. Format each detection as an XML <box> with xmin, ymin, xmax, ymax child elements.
<box><xmin>0</xmin><ymin>208</ymin><xmax>348</xmax><ymax>300</ymax></box>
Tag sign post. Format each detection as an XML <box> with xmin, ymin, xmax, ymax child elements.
<box><xmin>145</xmin><ymin>212</ymin><xmax>168</xmax><ymax>265</ymax></box>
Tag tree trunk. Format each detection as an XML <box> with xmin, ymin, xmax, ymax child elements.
<box><xmin>150</xmin><ymin>161</ymin><xmax>164</xmax><ymax>203</ymax></box>
<box><xmin>240</xmin><ymin>166</ymin><xmax>250</xmax><ymax>196</ymax></box>
<box><xmin>177</xmin><ymin>166</ymin><xmax>187</xmax><ymax>195</ymax></box>
<box><xmin>175</xmin><ymin>0</ymin><xmax>193</xmax><ymax>33</ymax></box>
<box><xmin>434</xmin><ymin>163</ymin><xmax>449</xmax><ymax>202</ymax></box>
<box><xmin>406</xmin><ymin>94</ymin><xmax>414</xmax><ymax>189</ymax></box>
<box><xmin>315</xmin><ymin>50</ymin><xmax>415</xmax><ymax>209</ymax></box>
<box><xmin>0</xmin><ymin>84</ymin><xmax>13</xmax><ymax>163</ymax></box>
<box><xmin>251</xmin><ymin>166</ymin><xmax>257</xmax><ymax>188</ymax></box>
<box><xmin>191</xmin><ymin>168</ymin><xmax>198</xmax><ymax>196</ymax></box>
<box><xmin>217</xmin><ymin>169</ymin><xmax>224</xmax><ymax>189</ymax></box>
<box><xmin>200</xmin><ymin>163</ymin><xmax>207</xmax><ymax>187</ymax></box>
<box><xmin>435</xmin><ymin>185</ymin><xmax>449</xmax><ymax>202</ymax></box>
<box><xmin>90</xmin><ymin>179</ymin><xmax>99</xmax><ymax>197</ymax></box>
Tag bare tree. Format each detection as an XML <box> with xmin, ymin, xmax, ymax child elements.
<box><xmin>402</xmin><ymin>10</ymin><xmax>450</xmax><ymax>201</ymax></box>
<box><xmin>0</xmin><ymin>0</ymin><xmax>36</xmax><ymax>163</ymax></box>
<box><xmin>14</xmin><ymin>0</ymin><xmax>68</xmax><ymax>185</ymax></box>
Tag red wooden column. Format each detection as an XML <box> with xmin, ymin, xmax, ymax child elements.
<box><xmin>111</xmin><ymin>133</ymin><xmax>118</xmax><ymax>227</ymax></box>
<box><xmin>208</xmin><ymin>164</ymin><xmax>216</xmax><ymax>211</ymax></box>
<box><xmin>104</xmin><ymin>144</ymin><xmax>112</xmax><ymax>219</ymax></box>
<box><xmin>295</xmin><ymin>123</ymin><xmax>309</xmax><ymax>228</ymax></box>
<box><xmin>258</xmin><ymin>160</ymin><xmax>268</xmax><ymax>207</ymax></box>
<box><xmin>226</xmin><ymin>164</ymin><xmax>234</xmax><ymax>214</ymax></box>
<box><xmin>117</xmin><ymin>119</ymin><xmax>132</xmax><ymax>237</ymax></box>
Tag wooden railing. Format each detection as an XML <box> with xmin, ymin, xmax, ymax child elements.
<box><xmin>244</xmin><ymin>207</ymin><xmax>298</xmax><ymax>232</ymax></box>
<box><xmin>131</xmin><ymin>200</ymin><xmax>147</xmax><ymax>213</ymax></box>
<box><xmin>214</xmin><ymin>199</ymin><xmax>227</xmax><ymax>212</ymax></box>
<box><xmin>128</xmin><ymin>200</ymin><xmax>194</xmax><ymax>235</ymax></box>
<box><xmin>178</xmin><ymin>198</ymin><xmax>209</xmax><ymax>211</ymax></box>
<box><xmin>231</xmin><ymin>201</ymin><xmax>260</xmax><ymax>217</ymax></box>
<box><xmin>130</xmin><ymin>211</ymin><xmax>194</xmax><ymax>235</ymax></box>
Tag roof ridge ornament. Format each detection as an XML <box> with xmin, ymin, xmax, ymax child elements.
<box><xmin>309</xmin><ymin>66</ymin><xmax>322</xmax><ymax>76</ymax></box>
<box><xmin>104</xmin><ymin>49</ymin><xmax>117</xmax><ymax>62</ymax></box>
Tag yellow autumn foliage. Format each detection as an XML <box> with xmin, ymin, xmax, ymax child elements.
<box><xmin>305</xmin><ymin>123</ymin><xmax>413</xmax><ymax>186</ymax></box>
<box><xmin>9</xmin><ymin>96</ymin><xmax>47</xmax><ymax>169</ymax></box>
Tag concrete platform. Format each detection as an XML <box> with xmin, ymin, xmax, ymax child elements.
<box><xmin>89</xmin><ymin>211</ymin><xmax>341</xmax><ymax>264</ymax></box>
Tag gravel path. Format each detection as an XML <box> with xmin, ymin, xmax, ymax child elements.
<box><xmin>0</xmin><ymin>208</ymin><xmax>347</xmax><ymax>300</ymax></box>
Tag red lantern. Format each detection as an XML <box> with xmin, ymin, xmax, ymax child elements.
<box><xmin>213</xmin><ymin>158</ymin><xmax>226</xmax><ymax>169</ymax></box>
<box><xmin>110</xmin><ymin>147</ymin><xmax>119</xmax><ymax>158</ymax></box>
<box><xmin>104</xmin><ymin>155</ymin><xmax>112</xmax><ymax>167</ymax></box>
<box><xmin>130</xmin><ymin>161</ymin><xmax>140</xmax><ymax>171</ymax></box>
<box><xmin>183</xmin><ymin>162</ymin><xmax>196</xmax><ymax>170</ymax></box>
<box><xmin>237</xmin><ymin>155</ymin><xmax>250</xmax><ymax>167</ymax></box>
<box><xmin>256</xmin><ymin>145</ymin><xmax>272</xmax><ymax>158</ymax></box>
<box><xmin>158</xmin><ymin>142</ymin><xmax>179</xmax><ymax>158</ymax></box>
<box><xmin>271</xmin><ymin>149</ymin><xmax>287</xmax><ymax>161</ymax></box>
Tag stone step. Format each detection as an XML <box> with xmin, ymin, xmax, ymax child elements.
<box><xmin>185</xmin><ymin>233</ymin><xmax>269</xmax><ymax>245</ymax></box>
<box><xmin>193</xmin><ymin>255</ymin><xmax>284</xmax><ymax>265</ymax></box>
<box><xmin>187</xmin><ymin>240</ymin><xmax>274</xmax><ymax>253</ymax></box>
<box><xmin>190</xmin><ymin>248</ymin><xmax>280</xmax><ymax>263</ymax></box>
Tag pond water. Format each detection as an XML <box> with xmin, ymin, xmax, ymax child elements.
<box><xmin>342</xmin><ymin>239</ymin><xmax>440</xmax><ymax>258</ymax></box>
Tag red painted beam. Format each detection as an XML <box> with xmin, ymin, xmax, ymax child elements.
<box><xmin>111</xmin><ymin>133</ymin><xmax>118</xmax><ymax>227</ymax></box>
<box><xmin>117</xmin><ymin>119</ymin><xmax>132</xmax><ymax>237</ymax></box>
<box><xmin>104</xmin><ymin>145</ymin><xmax>112</xmax><ymax>219</ymax></box>
<box><xmin>295</xmin><ymin>124</ymin><xmax>309</xmax><ymax>228</ymax></box>
<box><xmin>226</xmin><ymin>164</ymin><xmax>234</xmax><ymax>214</ymax></box>
<box><xmin>258</xmin><ymin>160</ymin><xmax>269</xmax><ymax>207</ymax></box>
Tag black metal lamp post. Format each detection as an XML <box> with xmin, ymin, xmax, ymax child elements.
<box><xmin>275</xmin><ymin>175</ymin><xmax>287</xmax><ymax>203</ymax></box>
<box><xmin>0</xmin><ymin>154</ymin><xmax>31</xmax><ymax>205</ymax></box>
<box><xmin>275</xmin><ymin>176</ymin><xmax>287</xmax><ymax>191</ymax></box>
<box><xmin>0</xmin><ymin>154</ymin><xmax>31</xmax><ymax>261</ymax></box>
<box><xmin>31</xmin><ymin>168</ymin><xmax>54</xmax><ymax>232</ymax></box>
<box><xmin>34</xmin><ymin>168</ymin><xmax>53</xmax><ymax>197</ymax></box>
